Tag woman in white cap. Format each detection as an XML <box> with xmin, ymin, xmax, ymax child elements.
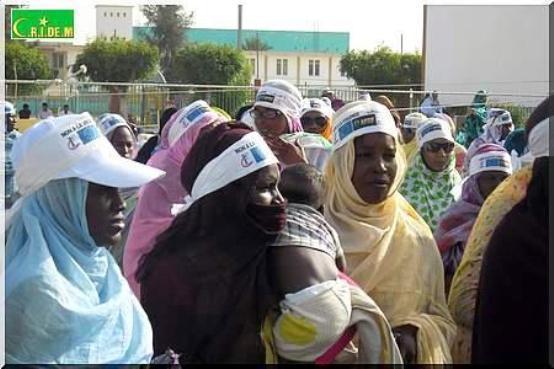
<box><xmin>123</xmin><ymin>100</ymin><xmax>224</xmax><ymax>298</ymax></box>
<box><xmin>5</xmin><ymin>113</ymin><xmax>164</xmax><ymax>364</ymax></box>
<box><xmin>250</xmin><ymin>79</ymin><xmax>308</xmax><ymax>166</ymax></box>
<box><xmin>434</xmin><ymin>143</ymin><xmax>512</xmax><ymax>295</ymax></box>
<box><xmin>400</xmin><ymin>112</ymin><xmax>427</xmax><ymax>163</ymax></box>
<box><xmin>299</xmin><ymin>98</ymin><xmax>333</xmax><ymax>140</ymax></box>
<box><xmin>400</xmin><ymin>118</ymin><xmax>462</xmax><ymax>232</ymax></box>
<box><xmin>97</xmin><ymin>113</ymin><xmax>140</xmax><ymax>266</ymax></box>
<box><xmin>324</xmin><ymin>101</ymin><xmax>455</xmax><ymax>364</ymax></box>
<box><xmin>463</xmin><ymin>108</ymin><xmax>514</xmax><ymax>173</ymax></box>
<box><xmin>97</xmin><ymin>113</ymin><xmax>137</xmax><ymax>159</ymax></box>
<box><xmin>448</xmin><ymin>95</ymin><xmax>552</xmax><ymax>364</ymax></box>
<box><xmin>138</xmin><ymin>123</ymin><xmax>286</xmax><ymax>363</ymax></box>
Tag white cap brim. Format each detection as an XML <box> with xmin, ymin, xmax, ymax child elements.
<box><xmin>56</xmin><ymin>148</ymin><xmax>165</xmax><ymax>188</ymax></box>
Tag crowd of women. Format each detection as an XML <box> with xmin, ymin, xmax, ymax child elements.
<box><xmin>3</xmin><ymin>79</ymin><xmax>551</xmax><ymax>365</ymax></box>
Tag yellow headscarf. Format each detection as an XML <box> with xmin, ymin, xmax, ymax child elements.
<box><xmin>320</xmin><ymin>117</ymin><xmax>333</xmax><ymax>141</ymax></box>
<box><xmin>447</xmin><ymin>164</ymin><xmax>533</xmax><ymax>363</ymax></box>
<box><xmin>324</xmin><ymin>136</ymin><xmax>456</xmax><ymax>364</ymax></box>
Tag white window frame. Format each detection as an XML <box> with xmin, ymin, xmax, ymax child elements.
<box><xmin>276</xmin><ymin>59</ymin><xmax>282</xmax><ymax>75</ymax></box>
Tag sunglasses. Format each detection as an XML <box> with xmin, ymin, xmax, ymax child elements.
<box><xmin>300</xmin><ymin>115</ymin><xmax>327</xmax><ymax>128</ymax></box>
<box><xmin>250</xmin><ymin>108</ymin><xmax>283</xmax><ymax>120</ymax></box>
<box><xmin>424</xmin><ymin>142</ymin><xmax>455</xmax><ymax>153</ymax></box>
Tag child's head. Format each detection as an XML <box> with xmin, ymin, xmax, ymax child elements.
<box><xmin>279</xmin><ymin>163</ymin><xmax>326</xmax><ymax>211</ymax></box>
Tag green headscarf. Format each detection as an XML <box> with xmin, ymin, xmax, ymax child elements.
<box><xmin>461</xmin><ymin>90</ymin><xmax>488</xmax><ymax>147</ymax></box>
<box><xmin>400</xmin><ymin>153</ymin><xmax>462</xmax><ymax>232</ymax></box>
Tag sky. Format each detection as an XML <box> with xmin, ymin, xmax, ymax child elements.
<box><xmin>6</xmin><ymin>0</ymin><xmax>427</xmax><ymax>52</ymax></box>
<box><xmin>5</xmin><ymin>0</ymin><xmax>548</xmax><ymax>50</ymax></box>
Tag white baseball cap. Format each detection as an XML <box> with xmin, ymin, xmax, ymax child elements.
<box><xmin>332</xmin><ymin>101</ymin><xmax>398</xmax><ymax>150</ymax></box>
<box><xmin>402</xmin><ymin>112</ymin><xmax>427</xmax><ymax>129</ymax></box>
<box><xmin>300</xmin><ymin>98</ymin><xmax>334</xmax><ymax>119</ymax></box>
<box><xmin>254</xmin><ymin>79</ymin><xmax>303</xmax><ymax>119</ymax></box>
<box><xmin>166</xmin><ymin>100</ymin><xmax>221</xmax><ymax>146</ymax></box>
<box><xmin>97</xmin><ymin>113</ymin><xmax>130</xmax><ymax>137</ymax></box>
<box><xmin>11</xmin><ymin>113</ymin><xmax>165</xmax><ymax>196</ymax></box>
<box><xmin>416</xmin><ymin>118</ymin><xmax>455</xmax><ymax>149</ymax></box>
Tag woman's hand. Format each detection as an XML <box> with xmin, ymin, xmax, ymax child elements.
<box><xmin>266</xmin><ymin>137</ymin><xmax>305</xmax><ymax>166</ymax></box>
<box><xmin>393</xmin><ymin>324</ymin><xmax>418</xmax><ymax>364</ymax></box>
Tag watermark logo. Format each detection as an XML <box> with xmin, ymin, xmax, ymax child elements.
<box><xmin>11</xmin><ymin>9</ymin><xmax>74</xmax><ymax>39</ymax></box>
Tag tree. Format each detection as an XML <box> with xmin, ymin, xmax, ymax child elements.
<box><xmin>74</xmin><ymin>39</ymin><xmax>159</xmax><ymax>117</ymax></box>
<box><xmin>141</xmin><ymin>5</ymin><xmax>193</xmax><ymax>74</ymax></box>
<box><xmin>242</xmin><ymin>36</ymin><xmax>272</xmax><ymax>51</ymax></box>
<box><xmin>5</xmin><ymin>42</ymin><xmax>53</xmax><ymax>96</ymax></box>
<box><xmin>169</xmin><ymin>43</ymin><xmax>252</xmax><ymax>113</ymax></box>
<box><xmin>170</xmin><ymin>43</ymin><xmax>250</xmax><ymax>85</ymax></box>
<box><xmin>74</xmin><ymin>38</ymin><xmax>159</xmax><ymax>82</ymax></box>
<box><xmin>340</xmin><ymin>46</ymin><xmax>421</xmax><ymax>86</ymax></box>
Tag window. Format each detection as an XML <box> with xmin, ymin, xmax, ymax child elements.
<box><xmin>250</xmin><ymin>58</ymin><xmax>256</xmax><ymax>74</ymax></box>
<box><xmin>309</xmin><ymin>59</ymin><xmax>320</xmax><ymax>77</ymax></box>
<box><xmin>52</xmin><ymin>52</ymin><xmax>65</xmax><ymax>69</ymax></box>
<box><xmin>110</xmin><ymin>12</ymin><xmax>113</xmax><ymax>17</ymax></box>
<box><xmin>117</xmin><ymin>12</ymin><xmax>120</xmax><ymax>17</ymax></box>
<box><xmin>123</xmin><ymin>12</ymin><xmax>127</xmax><ymax>17</ymax></box>
<box><xmin>276</xmin><ymin>59</ymin><xmax>288</xmax><ymax>76</ymax></box>
<box><xmin>339</xmin><ymin>65</ymin><xmax>347</xmax><ymax>77</ymax></box>
<box><xmin>104</xmin><ymin>12</ymin><xmax>107</xmax><ymax>17</ymax></box>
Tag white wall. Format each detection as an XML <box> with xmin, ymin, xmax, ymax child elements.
<box><xmin>96</xmin><ymin>5</ymin><xmax>133</xmax><ymax>40</ymax></box>
<box><xmin>244</xmin><ymin>51</ymin><xmax>354</xmax><ymax>88</ymax></box>
<box><xmin>424</xmin><ymin>5</ymin><xmax>549</xmax><ymax>107</ymax></box>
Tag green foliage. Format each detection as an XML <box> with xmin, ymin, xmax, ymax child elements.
<box><xmin>169</xmin><ymin>43</ymin><xmax>252</xmax><ymax>114</ymax></box>
<box><xmin>74</xmin><ymin>38</ymin><xmax>159</xmax><ymax>83</ymax></box>
<box><xmin>242</xmin><ymin>36</ymin><xmax>272</xmax><ymax>51</ymax></box>
<box><xmin>170</xmin><ymin>43</ymin><xmax>251</xmax><ymax>85</ymax></box>
<box><xmin>5</xmin><ymin>42</ymin><xmax>52</xmax><ymax>80</ymax></box>
<box><xmin>340</xmin><ymin>46</ymin><xmax>422</xmax><ymax>86</ymax></box>
<box><xmin>6</xmin><ymin>41</ymin><xmax>53</xmax><ymax>96</ymax></box>
<box><xmin>141</xmin><ymin>5</ymin><xmax>193</xmax><ymax>73</ymax></box>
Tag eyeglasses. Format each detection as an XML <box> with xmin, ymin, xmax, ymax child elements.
<box><xmin>249</xmin><ymin>108</ymin><xmax>283</xmax><ymax>120</ymax></box>
<box><xmin>300</xmin><ymin>115</ymin><xmax>327</xmax><ymax>128</ymax></box>
<box><xmin>424</xmin><ymin>142</ymin><xmax>455</xmax><ymax>153</ymax></box>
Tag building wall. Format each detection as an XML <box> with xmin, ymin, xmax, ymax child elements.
<box><xmin>244</xmin><ymin>51</ymin><xmax>354</xmax><ymax>88</ymax></box>
<box><xmin>35</xmin><ymin>43</ymin><xmax>85</xmax><ymax>79</ymax></box>
<box><xmin>96</xmin><ymin>5</ymin><xmax>133</xmax><ymax>40</ymax></box>
<box><xmin>424</xmin><ymin>5</ymin><xmax>549</xmax><ymax>107</ymax></box>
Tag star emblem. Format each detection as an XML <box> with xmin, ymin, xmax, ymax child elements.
<box><xmin>39</xmin><ymin>16</ymin><xmax>48</xmax><ymax>26</ymax></box>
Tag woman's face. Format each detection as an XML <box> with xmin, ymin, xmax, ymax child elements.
<box><xmin>86</xmin><ymin>183</ymin><xmax>125</xmax><ymax>247</ymax></box>
<box><xmin>111</xmin><ymin>126</ymin><xmax>135</xmax><ymax>159</ymax></box>
<box><xmin>477</xmin><ymin>171</ymin><xmax>509</xmax><ymax>200</ymax></box>
<box><xmin>351</xmin><ymin>133</ymin><xmax>398</xmax><ymax>204</ymax></box>
<box><xmin>421</xmin><ymin>138</ymin><xmax>455</xmax><ymax>172</ymax></box>
<box><xmin>248</xmin><ymin>164</ymin><xmax>285</xmax><ymax>206</ymax></box>
<box><xmin>300</xmin><ymin>111</ymin><xmax>327</xmax><ymax>135</ymax></box>
<box><xmin>252</xmin><ymin>106</ymin><xmax>289</xmax><ymax>139</ymax></box>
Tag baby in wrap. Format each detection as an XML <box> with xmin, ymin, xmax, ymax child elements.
<box><xmin>263</xmin><ymin>163</ymin><xmax>402</xmax><ymax>364</ymax></box>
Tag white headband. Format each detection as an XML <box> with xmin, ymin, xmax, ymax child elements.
<box><xmin>254</xmin><ymin>85</ymin><xmax>302</xmax><ymax>119</ymax></box>
<box><xmin>528</xmin><ymin>118</ymin><xmax>549</xmax><ymax>158</ymax></box>
<box><xmin>332</xmin><ymin>101</ymin><xmax>398</xmax><ymax>151</ymax></box>
<box><xmin>469</xmin><ymin>151</ymin><xmax>513</xmax><ymax>177</ymax></box>
<box><xmin>172</xmin><ymin>132</ymin><xmax>278</xmax><ymax>214</ymax></box>
<box><xmin>416</xmin><ymin>118</ymin><xmax>455</xmax><ymax>149</ymax></box>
